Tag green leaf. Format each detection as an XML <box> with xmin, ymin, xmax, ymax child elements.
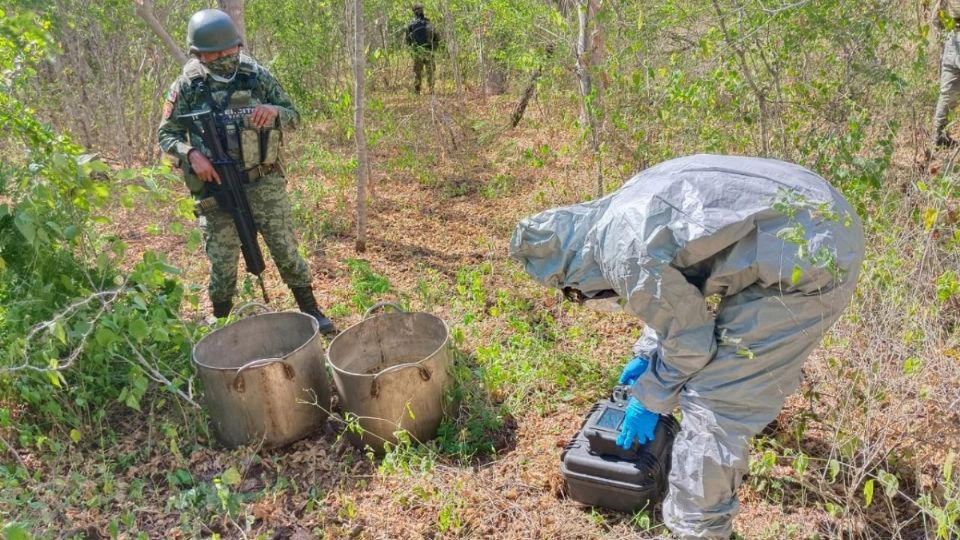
<box><xmin>828</xmin><ymin>459</ymin><xmax>841</xmax><ymax>482</ymax></box>
<box><xmin>132</xmin><ymin>294</ymin><xmax>148</xmax><ymax>312</ymax></box>
<box><xmin>793</xmin><ymin>452</ymin><xmax>809</xmax><ymax>476</ymax></box>
<box><xmin>125</xmin><ymin>393</ymin><xmax>141</xmax><ymax>411</ymax></box>
<box><xmin>128</xmin><ymin>318</ymin><xmax>149</xmax><ymax>342</ymax></box>
<box><xmin>903</xmin><ymin>356</ymin><xmax>923</xmax><ymax>376</ymax></box>
<box><xmin>175</xmin><ymin>198</ymin><xmax>196</xmax><ymax>220</ymax></box>
<box><xmin>221</xmin><ymin>467</ymin><xmax>242</xmax><ymax>487</ymax></box>
<box><xmin>14</xmin><ymin>212</ymin><xmax>36</xmax><ymax>244</ymax></box>
<box><xmin>94</xmin><ymin>327</ymin><xmax>118</xmax><ymax>347</ymax></box>
<box><xmin>186</xmin><ymin>229</ymin><xmax>202</xmax><ymax>251</ymax></box>
<box><xmin>791</xmin><ymin>264</ymin><xmax>803</xmax><ymax>285</ymax></box>
<box><xmin>45</xmin><ymin>369</ymin><xmax>62</xmax><ymax>389</ymax></box>
<box><xmin>923</xmin><ymin>208</ymin><xmax>938</xmax><ymax>231</ymax></box>
<box><xmin>877</xmin><ymin>470</ymin><xmax>899</xmax><ymax>498</ymax></box>
<box><xmin>70</xmin><ymin>429</ymin><xmax>82</xmax><ymax>443</ymax></box>
<box><xmin>863</xmin><ymin>478</ymin><xmax>874</xmax><ymax>507</ymax></box>
<box><xmin>51</xmin><ymin>320</ymin><xmax>67</xmax><ymax>344</ymax></box>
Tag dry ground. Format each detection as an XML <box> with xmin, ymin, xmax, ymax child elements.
<box><xmin>9</xmin><ymin>90</ymin><xmax>955</xmax><ymax>540</ymax></box>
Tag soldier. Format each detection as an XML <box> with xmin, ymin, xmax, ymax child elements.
<box><xmin>405</xmin><ymin>4</ymin><xmax>440</xmax><ymax>94</ymax></box>
<box><xmin>157</xmin><ymin>9</ymin><xmax>336</xmax><ymax>335</ymax></box>
<box><xmin>933</xmin><ymin>0</ymin><xmax>960</xmax><ymax>147</ymax></box>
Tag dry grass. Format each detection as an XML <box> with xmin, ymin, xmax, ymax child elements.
<box><xmin>5</xmin><ymin>87</ymin><xmax>959</xmax><ymax>540</ymax></box>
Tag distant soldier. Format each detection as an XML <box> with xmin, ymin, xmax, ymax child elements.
<box><xmin>933</xmin><ymin>0</ymin><xmax>960</xmax><ymax>147</ymax></box>
<box><xmin>405</xmin><ymin>4</ymin><xmax>440</xmax><ymax>94</ymax></box>
<box><xmin>157</xmin><ymin>9</ymin><xmax>336</xmax><ymax>335</ymax></box>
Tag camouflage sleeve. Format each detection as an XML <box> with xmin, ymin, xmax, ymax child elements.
<box><xmin>156</xmin><ymin>79</ymin><xmax>195</xmax><ymax>163</ymax></box>
<box><xmin>259</xmin><ymin>68</ymin><xmax>300</xmax><ymax>129</ymax></box>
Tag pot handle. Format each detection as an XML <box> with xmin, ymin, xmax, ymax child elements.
<box><xmin>363</xmin><ymin>302</ymin><xmax>405</xmax><ymax>320</ymax></box>
<box><xmin>232</xmin><ymin>357</ymin><xmax>296</xmax><ymax>393</ymax></box>
<box><xmin>369</xmin><ymin>364</ymin><xmax>431</xmax><ymax>398</ymax></box>
<box><xmin>234</xmin><ymin>302</ymin><xmax>271</xmax><ymax>319</ymax></box>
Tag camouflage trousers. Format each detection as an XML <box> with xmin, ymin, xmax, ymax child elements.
<box><xmin>934</xmin><ymin>31</ymin><xmax>960</xmax><ymax>138</ymax></box>
<box><xmin>200</xmin><ymin>173</ymin><xmax>312</xmax><ymax>304</ymax></box>
<box><xmin>412</xmin><ymin>50</ymin><xmax>435</xmax><ymax>93</ymax></box>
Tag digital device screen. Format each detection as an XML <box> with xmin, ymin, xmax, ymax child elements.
<box><xmin>596</xmin><ymin>407</ymin><xmax>625</xmax><ymax>430</ymax></box>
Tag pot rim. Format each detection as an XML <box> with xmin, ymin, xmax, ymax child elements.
<box><xmin>191</xmin><ymin>310</ymin><xmax>320</xmax><ymax>372</ymax></box>
<box><xmin>326</xmin><ymin>311</ymin><xmax>449</xmax><ymax>378</ymax></box>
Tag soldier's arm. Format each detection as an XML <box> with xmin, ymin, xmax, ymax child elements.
<box><xmin>157</xmin><ymin>79</ymin><xmax>195</xmax><ymax>164</ymax></box>
<box><xmin>258</xmin><ymin>68</ymin><xmax>300</xmax><ymax>129</ymax></box>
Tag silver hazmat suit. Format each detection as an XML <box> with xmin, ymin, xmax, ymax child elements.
<box><xmin>509</xmin><ymin>155</ymin><xmax>864</xmax><ymax>539</ymax></box>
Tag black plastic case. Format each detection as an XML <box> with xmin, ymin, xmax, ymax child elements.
<box><xmin>560</xmin><ymin>388</ymin><xmax>680</xmax><ymax>513</ymax></box>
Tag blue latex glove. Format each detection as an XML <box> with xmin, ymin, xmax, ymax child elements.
<box><xmin>616</xmin><ymin>397</ymin><xmax>659</xmax><ymax>450</ymax></box>
<box><xmin>618</xmin><ymin>356</ymin><xmax>650</xmax><ymax>386</ymax></box>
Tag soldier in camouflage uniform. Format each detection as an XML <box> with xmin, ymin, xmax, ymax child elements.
<box><xmin>405</xmin><ymin>4</ymin><xmax>440</xmax><ymax>94</ymax></box>
<box><xmin>933</xmin><ymin>0</ymin><xmax>960</xmax><ymax>147</ymax></box>
<box><xmin>157</xmin><ymin>9</ymin><xmax>336</xmax><ymax>335</ymax></box>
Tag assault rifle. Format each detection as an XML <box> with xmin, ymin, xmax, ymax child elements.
<box><xmin>179</xmin><ymin>107</ymin><xmax>270</xmax><ymax>303</ymax></box>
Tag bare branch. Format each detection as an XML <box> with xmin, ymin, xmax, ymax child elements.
<box><xmin>4</xmin><ymin>285</ymin><xmax>127</xmax><ymax>374</ymax></box>
<box><xmin>0</xmin><ymin>433</ymin><xmax>30</xmax><ymax>479</ymax></box>
<box><xmin>120</xmin><ymin>337</ymin><xmax>201</xmax><ymax>409</ymax></box>
<box><xmin>133</xmin><ymin>0</ymin><xmax>189</xmax><ymax>66</ymax></box>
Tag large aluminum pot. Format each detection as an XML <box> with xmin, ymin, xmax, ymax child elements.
<box><xmin>327</xmin><ymin>303</ymin><xmax>451</xmax><ymax>453</ymax></box>
<box><xmin>192</xmin><ymin>310</ymin><xmax>330</xmax><ymax>449</ymax></box>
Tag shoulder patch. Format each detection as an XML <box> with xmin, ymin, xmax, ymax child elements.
<box><xmin>162</xmin><ymin>83</ymin><xmax>179</xmax><ymax>119</ymax></box>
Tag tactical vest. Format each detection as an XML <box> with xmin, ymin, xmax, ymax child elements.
<box><xmin>183</xmin><ymin>54</ymin><xmax>282</xmax><ymax>173</ymax></box>
<box><xmin>409</xmin><ymin>18</ymin><xmax>433</xmax><ymax>48</ymax></box>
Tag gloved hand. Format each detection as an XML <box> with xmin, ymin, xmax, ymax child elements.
<box><xmin>618</xmin><ymin>355</ymin><xmax>650</xmax><ymax>386</ymax></box>
<box><xmin>616</xmin><ymin>397</ymin><xmax>659</xmax><ymax>450</ymax></box>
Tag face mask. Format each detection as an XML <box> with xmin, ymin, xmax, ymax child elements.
<box><xmin>203</xmin><ymin>53</ymin><xmax>240</xmax><ymax>80</ymax></box>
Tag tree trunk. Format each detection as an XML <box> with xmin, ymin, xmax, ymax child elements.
<box><xmin>575</xmin><ymin>0</ymin><xmax>592</xmax><ymax>130</ymax></box>
<box><xmin>217</xmin><ymin>0</ymin><xmax>247</xmax><ymax>48</ymax></box>
<box><xmin>441</xmin><ymin>0</ymin><xmax>462</xmax><ymax>95</ymax></box>
<box><xmin>510</xmin><ymin>45</ymin><xmax>552</xmax><ymax>128</ymax></box>
<box><xmin>575</xmin><ymin>0</ymin><xmax>603</xmax><ymax>197</ymax></box>
<box><xmin>133</xmin><ymin>0</ymin><xmax>188</xmax><ymax>65</ymax></box>
<box><xmin>510</xmin><ymin>65</ymin><xmax>542</xmax><ymax>128</ymax></box>
<box><xmin>352</xmin><ymin>0</ymin><xmax>369</xmax><ymax>253</ymax></box>
<box><xmin>476</xmin><ymin>5</ymin><xmax>487</xmax><ymax>100</ymax></box>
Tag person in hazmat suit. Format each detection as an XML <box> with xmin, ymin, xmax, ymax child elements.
<box><xmin>509</xmin><ymin>155</ymin><xmax>864</xmax><ymax>539</ymax></box>
<box><xmin>932</xmin><ymin>0</ymin><xmax>960</xmax><ymax>148</ymax></box>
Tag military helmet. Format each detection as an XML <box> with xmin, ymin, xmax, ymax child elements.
<box><xmin>412</xmin><ymin>4</ymin><xmax>425</xmax><ymax>16</ymax></box>
<box><xmin>187</xmin><ymin>9</ymin><xmax>242</xmax><ymax>54</ymax></box>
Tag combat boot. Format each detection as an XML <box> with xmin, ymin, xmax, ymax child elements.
<box><xmin>936</xmin><ymin>132</ymin><xmax>959</xmax><ymax>149</ymax></box>
<box><xmin>212</xmin><ymin>300</ymin><xmax>233</xmax><ymax>319</ymax></box>
<box><xmin>291</xmin><ymin>286</ymin><xmax>337</xmax><ymax>337</ymax></box>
